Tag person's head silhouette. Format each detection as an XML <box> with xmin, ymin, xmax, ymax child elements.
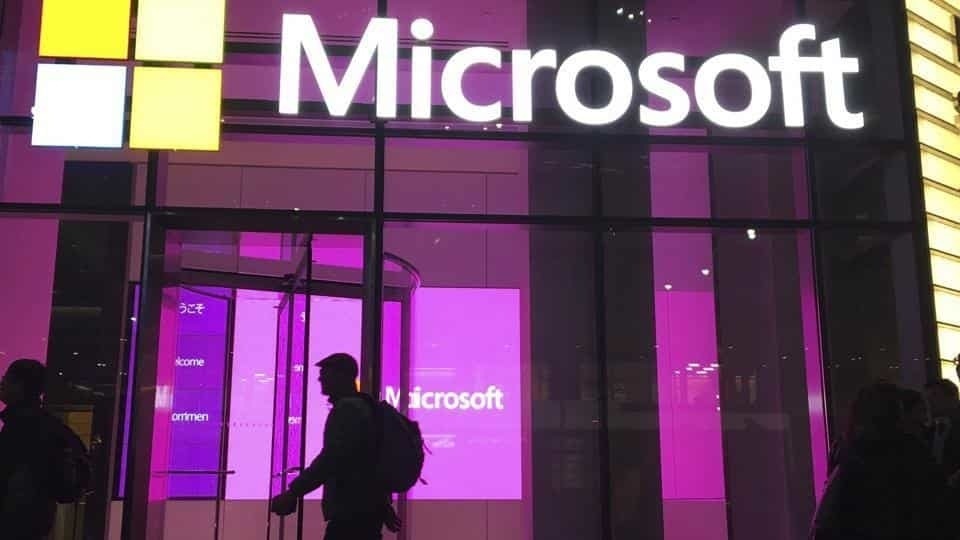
<box><xmin>316</xmin><ymin>353</ymin><xmax>359</xmax><ymax>401</ymax></box>
<box><xmin>925</xmin><ymin>379</ymin><xmax>959</xmax><ymax>419</ymax></box>
<box><xmin>0</xmin><ymin>358</ymin><xmax>47</xmax><ymax>407</ymax></box>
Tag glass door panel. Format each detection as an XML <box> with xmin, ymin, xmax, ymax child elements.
<box><xmin>267</xmin><ymin>289</ymin><xmax>292</xmax><ymax>540</ymax></box>
<box><xmin>267</xmin><ymin>236</ymin><xmax>311</xmax><ymax>540</ymax></box>
<box><xmin>286</xmin><ymin>293</ymin><xmax>308</xmax><ymax>540</ymax></box>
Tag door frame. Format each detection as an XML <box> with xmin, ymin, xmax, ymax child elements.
<box><xmin>120</xmin><ymin>211</ymin><xmax>411</xmax><ymax>540</ymax></box>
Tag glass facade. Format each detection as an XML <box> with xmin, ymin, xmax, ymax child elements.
<box><xmin>0</xmin><ymin>1</ymin><xmax>947</xmax><ymax>540</ymax></box>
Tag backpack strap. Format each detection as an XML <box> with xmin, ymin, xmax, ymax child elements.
<box><xmin>356</xmin><ymin>394</ymin><xmax>382</xmax><ymax>434</ymax></box>
<box><xmin>356</xmin><ymin>394</ymin><xmax>387</xmax><ymax>486</ymax></box>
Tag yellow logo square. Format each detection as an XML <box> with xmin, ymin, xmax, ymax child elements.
<box><xmin>135</xmin><ymin>0</ymin><xmax>226</xmax><ymax>63</ymax></box>
<box><xmin>39</xmin><ymin>0</ymin><xmax>132</xmax><ymax>59</ymax></box>
<box><xmin>130</xmin><ymin>67</ymin><xmax>223</xmax><ymax>151</ymax></box>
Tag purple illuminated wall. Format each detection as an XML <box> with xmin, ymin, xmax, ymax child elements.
<box><xmin>168</xmin><ymin>288</ymin><xmax>229</xmax><ymax>497</ymax></box>
<box><xmin>118</xmin><ymin>286</ymin><xmax>231</xmax><ymax>498</ymax></box>
<box><xmin>220</xmin><ymin>287</ymin><xmax>521</xmax><ymax>501</ymax></box>
<box><xmin>405</xmin><ymin>288</ymin><xmax>522</xmax><ymax>500</ymax></box>
<box><xmin>302</xmin><ymin>296</ymin><xmax>363</xmax><ymax>500</ymax></box>
<box><xmin>226</xmin><ymin>289</ymin><xmax>281</xmax><ymax>500</ymax></box>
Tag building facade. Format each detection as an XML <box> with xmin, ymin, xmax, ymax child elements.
<box><xmin>0</xmin><ymin>0</ymin><xmax>955</xmax><ymax>540</ymax></box>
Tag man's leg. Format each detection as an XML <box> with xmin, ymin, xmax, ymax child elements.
<box><xmin>324</xmin><ymin>518</ymin><xmax>382</xmax><ymax>540</ymax></box>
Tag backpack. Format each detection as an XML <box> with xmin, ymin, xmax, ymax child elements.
<box><xmin>364</xmin><ymin>396</ymin><xmax>426</xmax><ymax>493</ymax></box>
<box><xmin>50</xmin><ymin>421</ymin><xmax>92</xmax><ymax>504</ymax></box>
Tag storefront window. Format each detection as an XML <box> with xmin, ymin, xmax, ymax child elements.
<box><xmin>0</xmin><ymin>0</ymin><xmax>939</xmax><ymax>539</ymax></box>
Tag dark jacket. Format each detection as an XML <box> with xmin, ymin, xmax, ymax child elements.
<box><xmin>812</xmin><ymin>432</ymin><xmax>950</xmax><ymax>540</ymax></box>
<box><xmin>288</xmin><ymin>393</ymin><xmax>383</xmax><ymax>522</ymax></box>
<box><xmin>0</xmin><ymin>404</ymin><xmax>66</xmax><ymax>540</ymax></box>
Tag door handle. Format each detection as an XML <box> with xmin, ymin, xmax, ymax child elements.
<box><xmin>270</xmin><ymin>467</ymin><xmax>302</xmax><ymax>478</ymax></box>
<box><xmin>155</xmin><ymin>470</ymin><xmax>237</xmax><ymax>476</ymax></box>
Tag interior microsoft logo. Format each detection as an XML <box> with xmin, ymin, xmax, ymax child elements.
<box><xmin>31</xmin><ymin>0</ymin><xmax>226</xmax><ymax>151</ymax></box>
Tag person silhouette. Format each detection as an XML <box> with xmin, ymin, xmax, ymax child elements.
<box><xmin>812</xmin><ymin>382</ymin><xmax>948</xmax><ymax>540</ymax></box>
<box><xmin>270</xmin><ymin>353</ymin><xmax>399</xmax><ymax>540</ymax></box>
<box><xmin>925</xmin><ymin>379</ymin><xmax>960</xmax><ymax>480</ymax></box>
<box><xmin>0</xmin><ymin>358</ymin><xmax>87</xmax><ymax>540</ymax></box>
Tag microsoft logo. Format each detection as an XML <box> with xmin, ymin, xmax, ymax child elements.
<box><xmin>32</xmin><ymin>0</ymin><xmax>226</xmax><ymax>151</ymax></box>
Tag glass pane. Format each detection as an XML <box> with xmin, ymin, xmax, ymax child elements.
<box><xmin>160</xmin><ymin>135</ymin><xmax>374</xmax><ymax>211</ymax></box>
<box><xmin>0</xmin><ymin>127</ymin><xmax>141</xmax><ymax>205</ymax></box>
<box><xmin>0</xmin><ymin>214</ymin><xmax>142</xmax><ymax>540</ymax></box>
<box><xmin>818</xmin><ymin>232</ymin><xmax>933</xmax><ymax>437</ymax></box>
<box><xmin>814</xmin><ymin>147</ymin><xmax>912</xmax><ymax>222</ymax></box>
<box><xmin>166</xmin><ymin>287</ymin><xmax>230</xmax><ymax>498</ymax></box>
<box><xmin>605</xmin><ymin>227</ymin><xmax>829</xmax><ymax>540</ymax></box>
<box><xmin>267</xmin><ymin>292</ymin><xmax>291</xmax><ymax>540</ymax></box>
<box><xmin>385</xmin><ymin>138</ymin><xmax>593</xmax><ymax>216</ymax></box>
<box><xmin>383</xmin><ymin>222</ymin><xmax>601</xmax><ymax>540</ymax></box>
<box><xmin>223</xmin><ymin>0</ymin><xmax>378</xmax><ymax>127</ymax></box>
<box><xmin>605</xmin><ymin>143</ymin><xmax>810</xmax><ymax>219</ymax></box>
<box><xmin>387</xmin><ymin>138</ymin><xmax>814</xmax><ymax>219</ymax></box>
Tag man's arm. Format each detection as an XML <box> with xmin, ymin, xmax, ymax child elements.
<box><xmin>286</xmin><ymin>400</ymin><xmax>367</xmax><ymax>497</ymax></box>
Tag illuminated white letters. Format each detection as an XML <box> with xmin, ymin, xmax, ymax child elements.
<box><xmin>555</xmin><ymin>50</ymin><xmax>633</xmax><ymax>126</ymax></box>
<box><xmin>511</xmin><ymin>49</ymin><xmax>557</xmax><ymax>122</ymax></box>
<box><xmin>175</xmin><ymin>357</ymin><xmax>205</xmax><ymax>367</ymax></box>
<box><xmin>410</xmin><ymin>18</ymin><xmax>434</xmax><ymax>119</ymax></box>
<box><xmin>768</xmin><ymin>23</ymin><xmax>864</xmax><ymax>130</ymax></box>
<box><xmin>279</xmin><ymin>18</ymin><xmax>863</xmax><ymax>129</ymax></box>
<box><xmin>695</xmin><ymin>54</ymin><xmax>772</xmax><ymax>128</ymax></box>
<box><xmin>768</xmin><ymin>24</ymin><xmax>818</xmax><ymax>128</ymax></box>
<box><xmin>171</xmin><ymin>412</ymin><xmax>210</xmax><ymax>422</ymax></box>
<box><xmin>384</xmin><ymin>385</ymin><xmax>506</xmax><ymax>411</ymax></box>
<box><xmin>819</xmin><ymin>38</ymin><xmax>863</xmax><ymax>129</ymax></box>
<box><xmin>637</xmin><ymin>52</ymin><xmax>690</xmax><ymax>127</ymax></box>
<box><xmin>279</xmin><ymin>14</ymin><xmax>397</xmax><ymax>117</ymax></box>
<box><xmin>441</xmin><ymin>47</ymin><xmax>503</xmax><ymax>122</ymax></box>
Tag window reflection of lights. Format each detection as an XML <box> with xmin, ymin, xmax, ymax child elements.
<box><xmin>689</xmin><ymin>363</ymin><xmax>700</xmax><ymax>367</ymax></box>
<box><xmin>647</xmin><ymin>18</ymin><xmax>652</xmax><ymax>23</ymax></box>
<box><xmin>747</xmin><ymin>228</ymin><xmax>758</xmax><ymax>240</ymax></box>
<box><xmin>495</xmin><ymin>122</ymin><xmax>503</xmax><ymax>128</ymax></box>
<box><xmin>701</xmin><ymin>268</ymin><xmax>711</xmax><ymax>276</ymax></box>
<box><xmin>696</xmin><ymin>370</ymin><xmax>708</xmax><ymax>375</ymax></box>
<box><xmin>640</xmin><ymin>9</ymin><xmax>644</xmax><ymax>15</ymax></box>
<box><xmin>674</xmin><ymin>370</ymin><xmax>681</xmax><ymax>375</ymax></box>
<box><xmin>710</xmin><ymin>363</ymin><xmax>719</xmax><ymax>368</ymax></box>
<box><xmin>664</xmin><ymin>283</ymin><xmax>673</xmax><ymax>290</ymax></box>
<box><xmin>130</xmin><ymin>317</ymin><xmax>137</xmax><ymax>322</ymax></box>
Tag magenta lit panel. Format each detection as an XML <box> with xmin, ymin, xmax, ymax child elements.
<box><xmin>302</xmin><ymin>296</ymin><xmax>363</xmax><ymax>500</ymax></box>
<box><xmin>226</xmin><ymin>289</ymin><xmax>281</xmax><ymax>500</ymax></box>
<box><xmin>222</xmin><ymin>288</ymin><xmax>521</xmax><ymax>501</ymax></box>
<box><xmin>381</xmin><ymin>301</ymin><xmax>403</xmax><ymax>400</ymax></box>
<box><xmin>655</xmin><ymin>289</ymin><xmax>725</xmax><ymax>501</ymax></box>
<box><xmin>404</xmin><ymin>288</ymin><xmax>522</xmax><ymax>500</ymax></box>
